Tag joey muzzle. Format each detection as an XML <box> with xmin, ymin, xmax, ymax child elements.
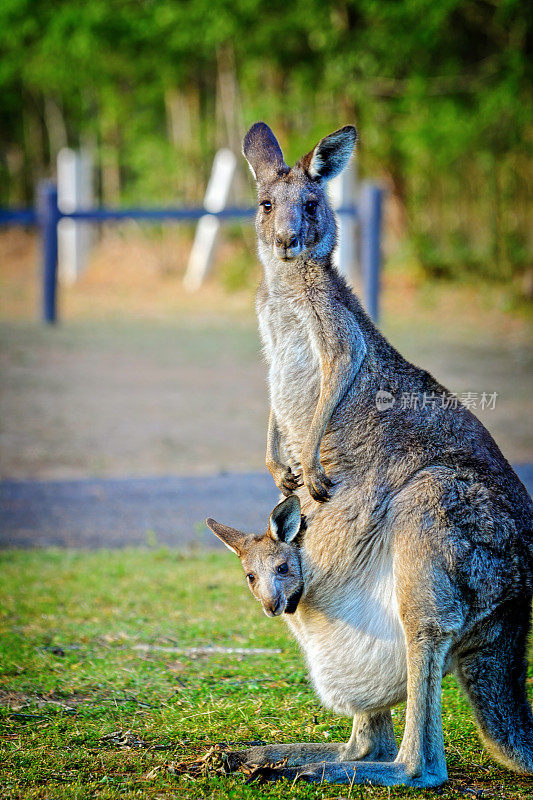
<box><xmin>265</xmin><ymin>596</ymin><xmax>284</xmax><ymax>617</ymax></box>
<box><xmin>263</xmin><ymin>582</ymin><xmax>304</xmax><ymax>617</ymax></box>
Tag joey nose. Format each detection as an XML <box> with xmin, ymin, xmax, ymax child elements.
<box><xmin>266</xmin><ymin>597</ymin><xmax>284</xmax><ymax>616</ymax></box>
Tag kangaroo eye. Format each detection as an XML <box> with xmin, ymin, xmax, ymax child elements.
<box><xmin>277</xmin><ymin>563</ymin><xmax>289</xmax><ymax>575</ymax></box>
<box><xmin>261</xmin><ymin>201</ymin><xmax>272</xmax><ymax>214</ymax></box>
<box><xmin>247</xmin><ymin>573</ymin><xmax>255</xmax><ymax>583</ymax></box>
<box><xmin>304</xmin><ymin>200</ymin><xmax>317</xmax><ymax>215</ymax></box>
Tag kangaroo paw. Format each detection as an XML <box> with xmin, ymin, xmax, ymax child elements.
<box><xmin>304</xmin><ymin>465</ymin><xmax>333</xmax><ymax>503</ymax></box>
<box><xmin>269</xmin><ymin>464</ymin><xmax>303</xmax><ymax>495</ymax></box>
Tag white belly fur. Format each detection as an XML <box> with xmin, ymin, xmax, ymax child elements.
<box><xmin>258</xmin><ymin>298</ymin><xmax>320</xmax><ymax>462</ymax></box>
<box><xmin>270</xmin><ymin>338</ymin><xmax>319</xmax><ymax>450</ymax></box>
<box><xmin>285</xmin><ymin>570</ymin><xmax>407</xmax><ymax>715</ymax></box>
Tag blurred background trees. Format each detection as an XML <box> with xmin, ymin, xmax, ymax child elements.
<box><xmin>1</xmin><ymin>0</ymin><xmax>531</xmax><ymax>284</ymax></box>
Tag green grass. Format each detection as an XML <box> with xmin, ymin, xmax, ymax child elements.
<box><xmin>1</xmin><ymin>549</ymin><xmax>532</xmax><ymax>799</ymax></box>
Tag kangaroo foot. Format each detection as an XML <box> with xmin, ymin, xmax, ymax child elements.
<box><xmin>218</xmin><ymin>742</ymin><xmax>344</xmax><ymax>773</ymax></box>
<box><xmin>218</xmin><ymin>734</ymin><xmax>400</xmax><ymax>774</ymax></box>
<box><xmin>246</xmin><ymin>759</ymin><xmax>447</xmax><ymax>788</ymax></box>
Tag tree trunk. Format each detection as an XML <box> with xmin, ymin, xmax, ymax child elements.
<box><xmin>43</xmin><ymin>95</ymin><xmax>68</xmax><ymax>164</ymax></box>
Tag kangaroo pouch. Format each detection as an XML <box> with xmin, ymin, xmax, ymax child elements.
<box><xmin>285</xmin><ymin>573</ymin><xmax>407</xmax><ymax>715</ymax></box>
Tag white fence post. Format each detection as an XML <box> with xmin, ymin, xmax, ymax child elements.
<box><xmin>359</xmin><ymin>182</ymin><xmax>383</xmax><ymax>322</ymax></box>
<box><xmin>57</xmin><ymin>148</ymin><xmax>94</xmax><ymax>286</ymax></box>
<box><xmin>330</xmin><ymin>158</ymin><xmax>358</xmax><ymax>285</ymax></box>
<box><xmin>183</xmin><ymin>148</ymin><xmax>237</xmax><ymax>292</ymax></box>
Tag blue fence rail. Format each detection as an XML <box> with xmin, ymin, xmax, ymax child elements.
<box><xmin>0</xmin><ymin>181</ymin><xmax>382</xmax><ymax>324</ymax></box>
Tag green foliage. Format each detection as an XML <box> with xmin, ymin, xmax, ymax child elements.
<box><xmin>0</xmin><ymin>0</ymin><xmax>531</xmax><ymax>280</ymax></box>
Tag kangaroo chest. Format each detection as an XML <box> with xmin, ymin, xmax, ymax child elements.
<box><xmin>257</xmin><ymin>291</ymin><xmax>321</xmax><ymax>454</ymax></box>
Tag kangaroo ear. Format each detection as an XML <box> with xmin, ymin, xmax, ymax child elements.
<box><xmin>205</xmin><ymin>518</ymin><xmax>247</xmax><ymax>557</ymax></box>
<box><xmin>300</xmin><ymin>125</ymin><xmax>357</xmax><ymax>182</ymax></box>
<box><xmin>243</xmin><ymin>122</ymin><xmax>288</xmax><ymax>183</ymax></box>
<box><xmin>269</xmin><ymin>495</ymin><xmax>301</xmax><ymax>544</ymax></box>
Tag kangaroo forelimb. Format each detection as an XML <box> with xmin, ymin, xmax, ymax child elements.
<box><xmin>265</xmin><ymin>409</ymin><xmax>302</xmax><ymax>495</ymax></box>
<box><xmin>301</xmin><ymin>304</ymin><xmax>366</xmax><ymax>502</ymax></box>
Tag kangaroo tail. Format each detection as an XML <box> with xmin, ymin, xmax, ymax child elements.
<box><xmin>456</xmin><ymin>599</ymin><xmax>533</xmax><ymax>774</ymax></box>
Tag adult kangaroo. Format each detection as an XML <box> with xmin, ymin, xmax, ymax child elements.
<box><xmin>219</xmin><ymin>121</ymin><xmax>533</xmax><ymax>787</ymax></box>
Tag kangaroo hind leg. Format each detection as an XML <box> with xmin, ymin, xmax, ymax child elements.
<box><xmin>343</xmin><ymin>710</ymin><xmax>398</xmax><ymax>761</ymax></box>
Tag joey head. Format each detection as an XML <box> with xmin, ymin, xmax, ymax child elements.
<box><xmin>206</xmin><ymin>495</ymin><xmax>304</xmax><ymax>618</ymax></box>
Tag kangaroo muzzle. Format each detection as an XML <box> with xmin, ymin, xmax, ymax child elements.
<box><xmin>262</xmin><ymin>582</ymin><xmax>304</xmax><ymax>617</ymax></box>
<box><xmin>274</xmin><ymin>232</ymin><xmax>302</xmax><ymax>260</ymax></box>
<box><xmin>263</xmin><ymin>594</ymin><xmax>286</xmax><ymax>617</ymax></box>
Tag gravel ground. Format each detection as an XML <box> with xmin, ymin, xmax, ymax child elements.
<box><xmin>0</xmin><ymin>472</ymin><xmax>278</xmax><ymax>548</ymax></box>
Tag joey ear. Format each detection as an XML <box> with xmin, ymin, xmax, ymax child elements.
<box><xmin>243</xmin><ymin>122</ymin><xmax>288</xmax><ymax>183</ymax></box>
<box><xmin>300</xmin><ymin>125</ymin><xmax>357</xmax><ymax>182</ymax></box>
<box><xmin>269</xmin><ymin>495</ymin><xmax>301</xmax><ymax>544</ymax></box>
<box><xmin>205</xmin><ymin>518</ymin><xmax>246</xmax><ymax>557</ymax></box>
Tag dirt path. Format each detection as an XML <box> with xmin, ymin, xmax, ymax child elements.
<box><xmin>0</xmin><ymin>320</ymin><xmax>269</xmax><ymax>479</ymax></box>
<box><xmin>1</xmin><ymin>313</ymin><xmax>531</xmax><ymax>481</ymax></box>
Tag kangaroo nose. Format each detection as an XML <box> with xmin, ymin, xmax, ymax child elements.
<box><xmin>267</xmin><ymin>597</ymin><xmax>283</xmax><ymax>616</ymax></box>
<box><xmin>275</xmin><ymin>234</ymin><xmax>299</xmax><ymax>249</ymax></box>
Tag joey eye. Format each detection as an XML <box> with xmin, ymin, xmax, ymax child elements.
<box><xmin>304</xmin><ymin>200</ymin><xmax>317</xmax><ymax>216</ymax></box>
<box><xmin>247</xmin><ymin>573</ymin><xmax>255</xmax><ymax>583</ymax></box>
<box><xmin>276</xmin><ymin>563</ymin><xmax>289</xmax><ymax>575</ymax></box>
<box><xmin>261</xmin><ymin>201</ymin><xmax>272</xmax><ymax>214</ymax></box>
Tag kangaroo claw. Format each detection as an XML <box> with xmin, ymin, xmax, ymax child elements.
<box><xmin>305</xmin><ymin>467</ymin><xmax>332</xmax><ymax>503</ymax></box>
<box><xmin>270</xmin><ymin>465</ymin><xmax>302</xmax><ymax>496</ymax></box>
<box><xmin>308</xmin><ymin>485</ymin><xmax>330</xmax><ymax>503</ymax></box>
